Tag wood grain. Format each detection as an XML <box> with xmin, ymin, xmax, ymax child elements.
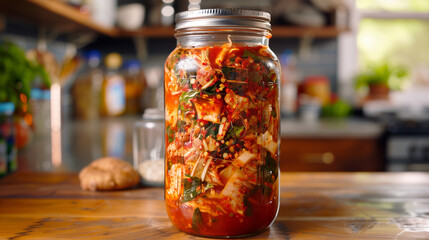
<box><xmin>1</xmin><ymin>172</ymin><xmax>429</xmax><ymax>239</ymax></box>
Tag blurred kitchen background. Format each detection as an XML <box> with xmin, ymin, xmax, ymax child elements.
<box><xmin>0</xmin><ymin>0</ymin><xmax>428</xmax><ymax>175</ymax></box>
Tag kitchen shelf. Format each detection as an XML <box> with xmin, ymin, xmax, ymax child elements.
<box><xmin>0</xmin><ymin>0</ymin><xmax>347</xmax><ymax>38</ymax></box>
<box><xmin>0</xmin><ymin>0</ymin><xmax>119</xmax><ymax>37</ymax></box>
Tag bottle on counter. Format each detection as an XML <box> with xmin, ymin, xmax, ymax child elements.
<box><xmin>101</xmin><ymin>52</ymin><xmax>126</xmax><ymax>117</ymax></box>
<box><xmin>0</xmin><ymin>102</ymin><xmax>17</xmax><ymax>176</ymax></box>
<box><xmin>72</xmin><ymin>50</ymin><xmax>104</xmax><ymax>120</ymax></box>
<box><xmin>122</xmin><ymin>59</ymin><xmax>146</xmax><ymax>115</ymax></box>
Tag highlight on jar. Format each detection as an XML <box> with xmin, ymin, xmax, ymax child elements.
<box><xmin>164</xmin><ymin>9</ymin><xmax>280</xmax><ymax>238</ymax></box>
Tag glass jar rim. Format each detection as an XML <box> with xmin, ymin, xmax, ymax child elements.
<box><xmin>175</xmin><ymin>9</ymin><xmax>271</xmax><ymax>36</ymax></box>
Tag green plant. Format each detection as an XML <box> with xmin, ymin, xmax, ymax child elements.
<box><xmin>321</xmin><ymin>99</ymin><xmax>351</xmax><ymax>118</ymax></box>
<box><xmin>0</xmin><ymin>41</ymin><xmax>50</xmax><ymax>109</ymax></box>
<box><xmin>355</xmin><ymin>63</ymin><xmax>409</xmax><ymax>90</ymax></box>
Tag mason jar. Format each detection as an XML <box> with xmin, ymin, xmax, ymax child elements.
<box><xmin>164</xmin><ymin>9</ymin><xmax>280</xmax><ymax>237</ymax></box>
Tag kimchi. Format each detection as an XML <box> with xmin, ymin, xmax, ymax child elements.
<box><xmin>164</xmin><ymin>40</ymin><xmax>280</xmax><ymax>237</ymax></box>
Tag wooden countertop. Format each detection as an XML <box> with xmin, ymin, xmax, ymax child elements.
<box><xmin>1</xmin><ymin>172</ymin><xmax>429</xmax><ymax>239</ymax></box>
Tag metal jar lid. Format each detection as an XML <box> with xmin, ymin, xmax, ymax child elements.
<box><xmin>175</xmin><ymin>9</ymin><xmax>271</xmax><ymax>35</ymax></box>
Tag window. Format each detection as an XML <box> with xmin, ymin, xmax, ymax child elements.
<box><xmin>338</xmin><ymin>0</ymin><xmax>429</xmax><ymax>103</ymax></box>
<box><xmin>357</xmin><ymin>0</ymin><xmax>429</xmax><ymax>87</ymax></box>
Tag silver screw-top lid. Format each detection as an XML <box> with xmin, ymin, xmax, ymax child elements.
<box><xmin>175</xmin><ymin>9</ymin><xmax>271</xmax><ymax>34</ymax></box>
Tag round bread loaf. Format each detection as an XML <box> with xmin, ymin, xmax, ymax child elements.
<box><xmin>79</xmin><ymin>157</ymin><xmax>140</xmax><ymax>191</ymax></box>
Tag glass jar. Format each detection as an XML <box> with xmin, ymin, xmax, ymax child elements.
<box><xmin>164</xmin><ymin>9</ymin><xmax>280</xmax><ymax>237</ymax></box>
<box><xmin>133</xmin><ymin>108</ymin><xmax>164</xmax><ymax>186</ymax></box>
<box><xmin>102</xmin><ymin>53</ymin><xmax>126</xmax><ymax>117</ymax></box>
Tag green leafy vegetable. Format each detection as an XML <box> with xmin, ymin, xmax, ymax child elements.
<box><xmin>183</xmin><ymin>175</ymin><xmax>213</xmax><ymax>203</ymax></box>
<box><xmin>226</xmin><ymin>126</ymin><xmax>245</xmax><ymax>139</ymax></box>
<box><xmin>179</xmin><ymin>90</ymin><xmax>199</xmax><ymax>111</ymax></box>
<box><xmin>204</xmin><ymin>182</ymin><xmax>214</xmax><ymax>191</ymax></box>
<box><xmin>262</xmin><ymin>72</ymin><xmax>277</xmax><ymax>88</ymax></box>
<box><xmin>201</xmin><ymin>80</ymin><xmax>221</xmax><ymax>95</ymax></box>
<box><xmin>243</xmin><ymin>50</ymin><xmax>260</xmax><ymax>62</ymax></box>
<box><xmin>254</xmin><ymin>152</ymin><xmax>278</xmax><ymax>197</ymax></box>
<box><xmin>261</xmin><ymin>184</ymin><xmax>272</xmax><ymax>197</ymax></box>
<box><xmin>205</xmin><ymin>123</ymin><xmax>219</xmax><ymax>138</ymax></box>
<box><xmin>192</xmin><ymin>207</ymin><xmax>203</xmax><ymax>232</ymax></box>
<box><xmin>183</xmin><ymin>175</ymin><xmax>202</xmax><ymax>202</ymax></box>
<box><xmin>0</xmin><ymin>42</ymin><xmax>50</xmax><ymax>110</ymax></box>
<box><xmin>271</xmin><ymin>109</ymin><xmax>277</xmax><ymax>118</ymax></box>
<box><xmin>263</xmin><ymin>153</ymin><xmax>278</xmax><ymax>184</ymax></box>
<box><xmin>179</xmin><ymin>90</ymin><xmax>199</xmax><ymax>104</ymax></box>
<box><xmin>243</xmin><ymin>195</ymin><xmax>253</xmax><ymax>216</ymax></box>
<box><xmin>166</xmin><ymin>126</ymin><xmax>174</xmax><ymax>143</ymax></box>
<box><xmin>221</xmin><ymin>66</ymin><xmax>236</xmax><ymax>80</ymax></box>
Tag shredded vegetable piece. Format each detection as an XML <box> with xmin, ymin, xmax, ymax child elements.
<box><xmin>201</xmin><ymin>157</ymin><xmax>212</xmax><ymax>182</ymax></box>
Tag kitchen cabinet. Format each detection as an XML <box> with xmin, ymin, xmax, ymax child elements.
<box><xmin>280</xmin><ymin>119</ymin><xmax>386</xmax><ymax>171</ymax></box>
<box><xmin>0</xmin><ymin>0</ymin><xmax>348</xmax><ymax>38</ymax></box>
<box><xmin>280</xmin><ymin>137</ymin><xmax>385</xmax><ymax>172</ymax></box>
